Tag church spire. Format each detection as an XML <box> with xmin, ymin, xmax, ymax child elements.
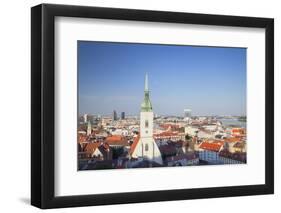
<box><xmin>141</xmin><ymin>73</ymin><xmax>153</xmax><ymax>112</ymax></box>
<box><xmin>145</xmin><ymin>73</ymin><xmax>149</xmax><ymax>91</ymax></box>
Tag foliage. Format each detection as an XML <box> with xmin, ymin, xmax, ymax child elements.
<box><xmin>185</xmin><ymin>134</ymin><xmax>192</xmax><ymax>141</ymax></box>
<box><xmin>112</xmin><ymin>147</ymin><xmax>124</xmax><ymax>159</ymax></box>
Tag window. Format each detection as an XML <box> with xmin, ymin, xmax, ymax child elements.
<box><xmin>145</xmin><ymin>144</ymin><xmax>149</xmax><ymax>151</ymax></box>
<box><xmin>145</xmin><ymin>120</ymin><xmax>149</xmax><ymax>128</ymax></box>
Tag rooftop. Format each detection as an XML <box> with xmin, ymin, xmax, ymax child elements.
<box><xmin>199</xmin><ymin>141</ymin><xmax>223</xmax><ymax>152</ymax></box>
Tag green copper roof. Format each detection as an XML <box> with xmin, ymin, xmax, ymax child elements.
<box><xmin>141</xmin><ymin>74</ymin><xmax>153</xmax><ymax>112</ymax></box>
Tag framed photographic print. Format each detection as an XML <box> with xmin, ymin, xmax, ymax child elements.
<box><xmin>31</xmin><ymin>3</ymin><xmax>274</xmax><ymax>209</ymax></box>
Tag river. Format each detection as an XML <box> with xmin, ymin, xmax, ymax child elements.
<box><xmin>218</xmin><ymin>118</ymin><xmax>246</xmax><ymax>128</ymax></box>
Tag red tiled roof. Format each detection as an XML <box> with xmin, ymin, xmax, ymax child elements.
<box><xmin>129</xmin><ymin>136</ymin><xmax>140</xmax><ymax>155</ymax></box>
<box><xmin>106</xmin><ymin>135</ymin><xmax>123</xmax><ymax>142</ymax></box>
<box><xmin>199</xmin><ymin>142</ymin><xmax>223</xmax><ymax>152</ymax></box>
<box><xmin>204</xmin><ymin>139</ymin><xmax>224</xmax><ymax>145</ymax></box>
<box><xmin>84</xmin><ymin>142</ymin><xmax>101</xmax><ymax>153</ymax></box>
<box><xmin>159</xmin><ymin>124</ymin><xmax>179</xmax><ymax>129</ymax></box>
<box><xmin>105</xmin><ymin>135</ymin><xmax>128</xmax><ymax>146</ymax></box>
<box><xmin>232</xmin><ymin>128</ymin><xmax>246</xmax><ymax>133</ymax></box>
<box><xmin>224</xmin><ymin>137</ymin><xmax>241</xmax><ymax>143</ymax></box>
<box><xmin>232</xmin><ymin>128</ymin><xmax>246</xmax><ymax>136</ymax></box>
<box><xmin>154</xmin><ymin>131</ymin><xmax>179</xmax><ymax>137</ymax></box>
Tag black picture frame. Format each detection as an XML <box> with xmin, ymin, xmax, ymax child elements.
<box><xmin>31</xmin><ymin>3</ymin><xmax>274</xmax><ymax>209</ymax></box>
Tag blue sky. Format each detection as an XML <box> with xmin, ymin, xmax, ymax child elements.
<box><xmin>78</xmin><ymin>41</ymin><xmax>246</xmax><ymax>116</ymax></box>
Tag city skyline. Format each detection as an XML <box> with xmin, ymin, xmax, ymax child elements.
<box><xmin>78</xmin><ymin>41</ymin><xmax>246</xmax><ymax>116</ymax></box>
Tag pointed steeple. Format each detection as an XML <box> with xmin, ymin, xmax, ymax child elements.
<box><xmin>141</xmin><ymin>73</ymin><xmax>153</xmax><ymax>112</ymax></box>
<box><xmin>145</xmin><ymin>73</ymin><xmax>149</xmax><ymax>91</ymax></box>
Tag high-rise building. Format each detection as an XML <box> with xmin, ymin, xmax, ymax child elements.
<box><xmin>83</xmin><ymin>114</ymin><xmax>88</xmax><ymax>123</ymax></box>
<box><xmin>87</xmin><ymin>120</ymin><xmax>91</xmax><ymax>136</ymax></box>
<box><xmin>121</xmin><ymin>112</ymin><xmax>125</xmax><ymax>120</ymax></box>
<box><xmin>184</xmin><ymin>109</ymin><xmax>192</xmax><ymax>118</ymax></box>
<box><xmin>113</xmin><ymin>110</ymin><xmax>117</xmax><ymax>121</ymax></box>
<box><xmin>130</xmin><ymin>73</ymin><xmax>163</xmax><ymax>165</ymax></box>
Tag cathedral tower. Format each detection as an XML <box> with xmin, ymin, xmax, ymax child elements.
<box><xmin>140</xmin><ymin>73</ymin><xmax>153</xmax><ymax>138</ymax></box>
<box><xmin>130</xmin><ymin>73</ymin><xmax>163</xmax><ymax>165</ymax></box>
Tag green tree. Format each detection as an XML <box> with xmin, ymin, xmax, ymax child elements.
<box><xmin>112</xmin><ymin>147</ymin><xmax>124</xmax><ymax>159</ymax></box>
<box><xmin>185</xmin><ymin>134</ymin><xmax>192</xmax><ymax>141</ymax></box>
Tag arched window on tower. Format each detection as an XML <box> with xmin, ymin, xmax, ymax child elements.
<box><xmin>145</xmin><ymin>120</ymin><xmax>149</xmax><ymax>128</ymax></box>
